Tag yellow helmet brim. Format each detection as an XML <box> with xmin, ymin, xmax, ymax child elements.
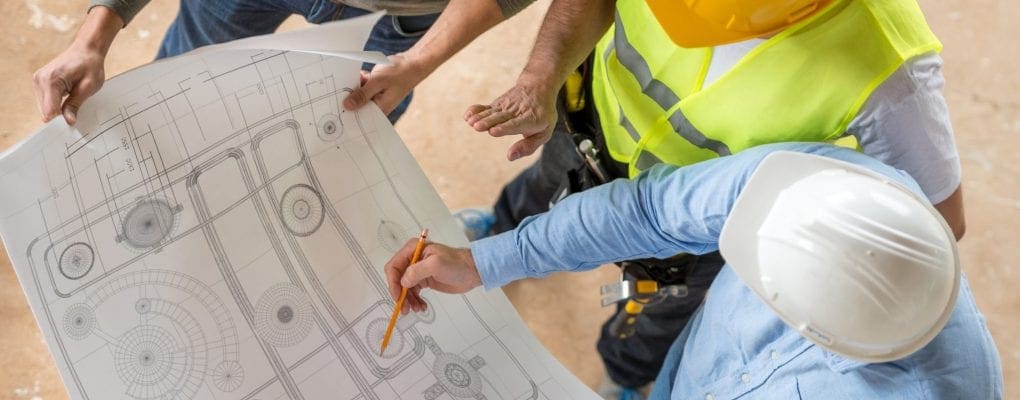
<box><xmin>645</xmin><ymin>0</ymin><xmax>832</xmax><ymax>48</ymax></box>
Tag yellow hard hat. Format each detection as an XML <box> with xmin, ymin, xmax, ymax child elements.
<box><xmin>645</xmin><ymin>0</ymin><xmax>833</xmax><ymax>48</ymax></box>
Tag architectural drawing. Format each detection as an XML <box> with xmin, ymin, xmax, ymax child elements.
<box><xmin>0</xmin><ymin>15</ymin><xmax>596</xmax><ymax>400</ymax></box>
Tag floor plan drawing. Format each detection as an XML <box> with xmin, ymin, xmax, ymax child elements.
<box><xmin>0</xmin><ymin>15</ymin><xmax>597</xmax><ymax>400</ymax></box>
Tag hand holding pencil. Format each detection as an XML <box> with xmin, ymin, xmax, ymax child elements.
<box><xmin>380</xmin><ymin>229</ymin><xmax>428</xmax><ymax>356</ymax></box>
<box><xmin>380</xmin><ymin>230</ymin><xmax>483</xmax><ymax>355</ymax></box>
<box><xmin>382</xmin><ymin>232</ymin><xmax>484</xmax><ymax>314</ymax></box>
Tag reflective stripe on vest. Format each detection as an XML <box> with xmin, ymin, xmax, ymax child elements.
<box><xmin>607</xmin><ymin>11</ymin><xmax>732</xmax><ymax>158</ymax></box>
<box><xmin>591</xmin><ymin>0</ymin><xmax>942</xmax><ymax>177</ymax></box>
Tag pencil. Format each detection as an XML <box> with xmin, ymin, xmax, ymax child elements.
<box><xmin>380</xmin><ymin>228</ymin><xmax>428</xmax><ymax>356</ymax></box>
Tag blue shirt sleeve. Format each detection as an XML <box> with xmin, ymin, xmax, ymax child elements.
<box><xmin>470</xmin><ymin>143</ymin><xmax>923</xmax><ymax>289</ymax></box>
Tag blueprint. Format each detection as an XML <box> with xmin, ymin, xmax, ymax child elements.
<box><xmin>0</xmin><ymin>14</ymin><xmax>597</xmax><ymax>400</ymax></box>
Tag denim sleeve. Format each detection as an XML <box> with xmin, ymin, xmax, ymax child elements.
<box><xmin>89</xmin><ymin>0</ymin><xmax>151</xmax><ymax>26</ymax></box>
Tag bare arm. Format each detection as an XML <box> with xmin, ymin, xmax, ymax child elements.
<box><xmin>342</xmin><ymin>0</ymin><xmax>508</xmax><ymax>114</ymax></box>
<box><xmin>464</xmin><ymin>0</ymin><xmax>615</xmax><ymax>160</ymax></box>
<box><xmin>33</xmin><ymin>6</ymin><xmax>123</xmax><ymax>124</ymax></box>
<box><xmin>935</xmin><ymin>186</ymin><xmax>965</xmax><ymax>240</ymax></box>
<box><xmin>518</xmin><ymin>0</ymin><xmax>615</xmax><ymax>97</ymax></box>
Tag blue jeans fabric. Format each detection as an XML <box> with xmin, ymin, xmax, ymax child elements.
<box><xmin>155</xmin><ymin>0</ymin><xmax>439</xmax><ymax>122</ymax></box>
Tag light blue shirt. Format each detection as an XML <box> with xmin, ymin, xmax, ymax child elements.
<box><xmin>470</xmin><ymin>143</ymin><xmax>1003</xmax><ymax>399</ymax></box>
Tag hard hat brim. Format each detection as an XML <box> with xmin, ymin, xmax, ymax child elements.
<box><xmin>718</xmin><ymin>151</ymin><xmax>960</xmax><ymax>362</ymax></box>
<box><xmin>645</xmin><ymin>0</ymin><xmax>754</xmax><ymax>48</ymax></box>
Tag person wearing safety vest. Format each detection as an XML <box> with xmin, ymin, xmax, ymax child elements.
<box><xmin>457</xmin><ymin>0</ymin><xmax>968</xmax><ymax>395</ymax></box>
<box><xmin>398</xmin><ymin>143</ymin><xmax>1003</xmax><ymax>399</ymax></box>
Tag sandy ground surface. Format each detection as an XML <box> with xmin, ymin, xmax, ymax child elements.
<box><xmin>0</xmin><ymin>0</ymin><xmax>1016</xmax><ymax>398</ymax></box>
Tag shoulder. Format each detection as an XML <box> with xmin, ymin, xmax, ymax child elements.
<box><xmin>861</xmin><ymin>52</ymin><xmax>945</xmax><ymax>116</ymax></box>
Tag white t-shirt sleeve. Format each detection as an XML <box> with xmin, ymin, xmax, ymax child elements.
<box><xmin>848</xmin><ymin>52</ymin><xmax>962</xmax><ymax>204</ymax></box>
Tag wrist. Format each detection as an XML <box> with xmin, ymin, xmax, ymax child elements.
<box><xmin>515</xmin><ymin>72</ymin><xmax>559</xmax><ymax>101</ymax></box>
<box><xmin>456</xmin><ymin>248</ymin><xmax>483</xmax><ymax>289</ymax></box>
<box><xmin>73</xmin><ymin>6</ymin><xmax>123</xmax><ymax>56</ymax></box>
<box><xmin>395</xmin><ymin>48</ymin><xmax>441</xmax><ymax>82</ymax></box>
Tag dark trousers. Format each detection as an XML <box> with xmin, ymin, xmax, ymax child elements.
<box><xmin>491</xmin><ymin>114</ymin><xmax>725</xmax><ymax>388</ymax></box>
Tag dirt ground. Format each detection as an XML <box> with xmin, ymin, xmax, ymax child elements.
<box><xmin>0</xmin><ymin>0</ymin><xmax>1016</xmax><ymax>398</ymax></box>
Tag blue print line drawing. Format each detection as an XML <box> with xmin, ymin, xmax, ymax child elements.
<box><xmin>16</xmin><ymin>49</ymin><xmax>546</xmax><ymax>399</ymax></box>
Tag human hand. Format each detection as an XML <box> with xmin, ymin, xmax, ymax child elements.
<box><xmin>33</xmin><ymin>6</ymin><xmax>121</xmax><ymax>126</ymax></box>
<box><xmin>464</xmin><ymin>77</ymin><xmax>559</xmax><ymax>161</ymax></box>
<box><xmin>384</xmin><ymin>240</ymin><xmax>482</xmax><ymax>315</ymax></box>
<box><xmin>343</xmin><ymin>53</ymin><xmax>428</xmax><ymax>116</ymax></box>
<box><xmin>33</xmin><ymin>42</ymin><xmax>107</xmax><ymax>125</ymax></box>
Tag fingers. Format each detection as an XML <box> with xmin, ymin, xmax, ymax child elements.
<box><xmin>384</xmin><ymin>238</ymin><xmax>422</xmax><ymax>301</ymax></box>
<box><xmin>400</xmin><ymin>257</ymin><xmax>436</xmax><ymax>290</ymax></box>
<box><xmin>359</xmin><ymin>70</ymin><xmax>369</xmax><ymax>86</ymax></box>
<box><xmin>487</xmin><ymin>110</ymin><xmax>546</xmax><ymax>138</ymax></box>
<box><xmin>471</xmin><ymin>109</ymin><xmax>516</xmax><ymax>132</ymax></box>
<box><xmin>403</xmin><ymin>286</ymin><xmax>427</xmax><ymax>315</ymax></box>
<box><xmin>508</xmin><ymin>130</ymin><xmax>553</xmax><ymax>161</ymax></box>
<box><xmin>62</xmin><ymin>76</ymin><xmax>102</xmax><ymax>125</ymax></box>
<box><xmin>343</xmin><ymin>84</ymin><xmax>376</xmax><ymax>112</ymax></box>
<box><xmin>463</xmin><ymin>104</ymin><xmax>488</xmax><ymax>121</ymax></box>
<box><xmin>464</xmin><ymin>106</ymin><xmax>495</xmax><ymax>127</ymax></box>
<box><xmin>465</xmin><ymin>105</ymin><xmax>539</xmax><ymax>137</ymax></box>
<box><xmin>34</xmin><ymin>70</ymin><xmax>69</xmax><ymax>123</ymax></box>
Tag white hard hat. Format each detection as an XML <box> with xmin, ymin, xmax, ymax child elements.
<box><xmin>719</xmin><ymin>151</ymin><xmax>959</xmax><ymax>363</ymax></box>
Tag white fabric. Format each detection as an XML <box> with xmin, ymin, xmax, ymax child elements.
<box><xmin>706</xmin><ymin>45</ymin><xmax>961</xmax><ymax>204</ymax></box>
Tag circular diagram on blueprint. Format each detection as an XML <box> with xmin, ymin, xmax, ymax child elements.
<box><xmin>254</xmin><ymin>283</ymin><xmax>314</xmax><ymax>348</ymax></box>
<box><xmin>56</xmin><ymin>270</ymin><xmax>243</xmax><ymax>399</ymax></box>
<box><xmin>318</xmin><ymin>113</ymin><xmax>344</xmax><ymax>141</ymax></box>
<box><xmin>119</xmin><ymin>199</ymin><xmax>179</xmax><ymax>250</ymax></box>
<box><xmin>279</xmin><ymin>184</ymin><xmax>325</xmax><ymax>237</ymax></box>
<box><xmin>58</xmin><ymin>242</ymin><xmax>95</xmax><ymax>280</ymax></box>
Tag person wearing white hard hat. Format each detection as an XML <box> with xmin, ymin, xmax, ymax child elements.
<box><xmin>385</xmin><ymin>142</ymin><xmax>1002</xmax><ymax>399</ymax></box>
<box><xmin>457</xmin><ymin>0</ymin><xmax>967</xmax><ymax>392</ymax></box>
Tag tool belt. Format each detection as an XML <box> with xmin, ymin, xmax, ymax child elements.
<box><xmin>550</xmin><ymin>56</ymin><xmax>696</xmax><ymax>339</ymax></box>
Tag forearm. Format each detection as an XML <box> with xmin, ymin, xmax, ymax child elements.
<box><xmin>88</xmin><ymin>0</ymin><xmax>149</xmax><ymax>26</ymax></box>
<box><xmin>402</xmin><ymin>0</ymin><xmax>507</xmax><ymax>78</ymax></box>
<box><xmin>517</xmin><ymin>0</ymin><xmax>614</xmax><ymax>93</ymax></box>
<box><xmin>471</xmin><ymin>156</ymin><xmax>739</xmax><ymax>289</ymax></box>
<box><xmin>934</xmin><ymin>185</ymin><xmax>966</xmax><ymax>240</ymax></box>
<box><xmin>73</xmin><ymin>6</ymin><xmax>123</xmax><ymax>56</ymax></box>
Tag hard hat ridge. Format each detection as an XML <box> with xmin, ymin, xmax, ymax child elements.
<box><xmin>719</xmin><ymin>151</ymin><xmax>959</xmax><ymax>362</ymax></box>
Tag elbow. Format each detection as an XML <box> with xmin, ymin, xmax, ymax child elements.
<box><xmin>949</xmin><ymin>216</ymin><xmax>966</xmax><ymax>241</ymax></box>
<box><xmin>933</xmin><ymin>186</ymin><xmax>966</xmax><ymax>242</ymax></box>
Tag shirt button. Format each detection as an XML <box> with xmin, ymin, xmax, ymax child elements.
<box><xmin>741</xmin><ymin>373</ymin><xmax>751</xmax><ymax>383</ymax></box>
<box><xmin>706</xmin><ymin>394</ymin><xmax>714</xmax><ymax>400</ymax></box>
<box><xmin>771</xmin><ymin>350</ymin><xmax>779</xmax><ymax>360</ymax></box>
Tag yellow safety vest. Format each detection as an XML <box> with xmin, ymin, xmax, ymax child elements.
<box><xmin>592</xmin><ymin>0</ymin><xmax>942</xmax><ymax>177</ymax></box>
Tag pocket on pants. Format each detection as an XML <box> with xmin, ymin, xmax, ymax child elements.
<box><xmin>390</xmin><ymin>14</ymin><xmax>439</xmax><ymax>37</ymax></box>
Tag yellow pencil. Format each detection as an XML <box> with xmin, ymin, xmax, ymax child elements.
<box><xmin>380</xmin><ymin>228</ymin><xmax>428</xmax><ymax>356</ymax></box>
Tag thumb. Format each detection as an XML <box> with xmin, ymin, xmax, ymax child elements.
<box><xmin>62</xmin><ymin>77</ymin><xmax>102</xmax><ymax>126</ymax></box>
<box><xmin>507</xmin><ymin>129</ymin><xmax>553</xmax><ymax>161</ymax></box>
<box><xmin>343</xmin><ymin>76</ymin><xmax>380</xmax><ymax>111</ymax></box>
<box><xmin>400</xmin><ymin>259</ymin><xmax>435</xmax><ymax>289</ymax></box>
